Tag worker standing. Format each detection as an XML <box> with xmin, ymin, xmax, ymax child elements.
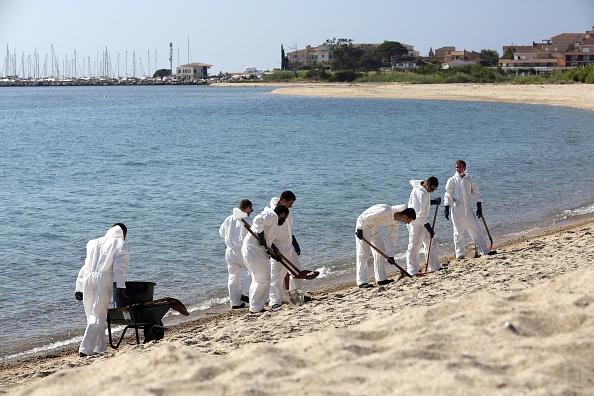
<box><xmin>268</xmin><ymin>191</ymin><xmax>307</xmax><ymax>309</ymax></box>
<box><xmin>444</xmin><ymin>160</ymin><xmax>497</xmax><ymax>258</ymax></box>
<box><xmin>219</xmin><ymin>199</ymin><xmax>254</xmax><ymax>309</ymax></box>
<box><xmin>406</xmin><ymin>178</ymin><xmax>441</xmax><ymax>275</ymax></box>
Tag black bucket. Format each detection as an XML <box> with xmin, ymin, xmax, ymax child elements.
<box><xmin>113</xmin><ymin>281</ymin><xmax>156</xmax><ymax>308</ymax></box>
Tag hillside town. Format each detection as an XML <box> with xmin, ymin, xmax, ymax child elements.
<box><xmin>1</xmin><ymin>26</ymin><xmax>593</xmax><ymax>86</ymax></box>
<box><xmin>286</xmin><ymin>26</ymin><xmax>594</xmax><ymax>72</ymax></box>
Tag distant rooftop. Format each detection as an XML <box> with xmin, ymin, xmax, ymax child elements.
<box><xmin>180</xmin><ymin>62</ymin><xmax>213</xmax><ymax>67</ymax></box>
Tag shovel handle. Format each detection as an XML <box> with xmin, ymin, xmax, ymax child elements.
<box><xmin>360</xmin><ymin>236</ymin><xmax>411</xmax><ymax>278</ymax></box>
<box><xmin>481</xmin><ymin>214</ymin><xmax>494</xmax><ymax>251</ymax></box>
<box><xmin>423</xmin><ymin>202</ymin><xmax>439</xmax><ymax>273</ymax></box>
<box><xmin>240</xmin><ymin>219</ymin><xmax>300</xmax><ymax>277</ymax></box>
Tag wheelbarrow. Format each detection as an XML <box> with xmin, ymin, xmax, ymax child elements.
<box><xmin>106</xmin><ymin>297</ymin><xmax>189</xmax><ymax>349</ymax></box>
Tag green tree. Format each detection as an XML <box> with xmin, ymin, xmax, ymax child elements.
<box><xmin>331</xmin><ymin>45</ymin><xmax>364</xmax><ymax>70</ymax></box>
<box><xmin>281</xmin><ymin>44</ymin><xmax>289</xmax><ymax>70</ymax></box>
<box><xmin>481</xmin><ymin>49</ymin><xmax>500</xmax><ymax>66</ymax></box>
<box><xmin>372</xmin><ymin>41</ymin><xmax>409</xmax><ymax>66</ymax></box>
<box><xmin>585</xmin><ymin>68</ymin><xmax>594</xmax><ymax>84</ymax></box>
<box><xmin>323</xmin><ymin>37</ymin><xmax>364</xmax><ymax>70</ymax></box>
<box><xmin>358</xmin><ymin>55</ymin><xmax>382</xmax><ymax>70</ymax></box>
<box><xmin>503</xmin><ymin>47</ymin><xmax>515</xmax><ymax>60</ymax></box>
<box><xmin>287</xmin><ymin>44</ymin><xmax>305</xmax><ymax>78</ymax></box>
<box><xmin>153</xmin><ymin>69</ymin><xmax>171</xmax><ymax>78</ymax></box>
<box><xmin>324</xmin><ymin>37</ymin><xmax>354</xmax><ymax>50</ymax></box>
<box><xmin>566</xmin><ymin>42</ymin><xmax>576</xmax><ymax>52</ymax></box>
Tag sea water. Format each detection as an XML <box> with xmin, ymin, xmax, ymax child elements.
<box><xmin>1</xmin><ymin>85</ymin><xmax>593</xmax><ymax>359</ymax></box>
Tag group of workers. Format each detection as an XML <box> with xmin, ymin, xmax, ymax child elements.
<box><xmin>73</xmin><ymin>159</ymin><xmax>496</xmax><ymax>356</ymax></box>
<box><xmin>356</xmin><ymin>160</ymin><xmax>497</xmax><ymax>287</ymax></box>
<box><xmin>219</xmin><ymin>191</ymin><xmax>307</xmax><ymax>314</ymax></box>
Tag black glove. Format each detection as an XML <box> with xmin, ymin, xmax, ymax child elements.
<box><xmin>270</xmin><ymin>243</ymin><xmax>282</xmax><ymax>262</ymax></box>
<box><xmin>424</xmin><ymin>222</ymin><xmax>435</xmax><ymax>238</ymax></box>
<box><xmin>431</xmin><ymin>197</ymin><xmax>442</xmax><ymax>205</ymax></box>
<box><xmin>257</xmin><ymin>231</ymin><xmax>267</xmax><ymax>247</ymax></box>
<box><xmin>115</xmin><ymin>288</ymin><xmax>128</xmax><ymax>300</ymax></box>
<box><xmin>356</xmin><ymin>229</ymin><xmax>363</xmax><ymax>240</ymax></box>
<box><xmin>75</xmin><ymin>291</ymin><xmax>83</xmax><ymax>301</ymax></box>
<box><xmin>387</xmin><ymin>257</ymin><xmax>396</xmax><ymax>266</ymax></box>
<box><xmin>476</xmin><ymin>202</ymin><xmax>483</xmax><ymax>219</ymax></box>
<box><xmin>292</xmin><ymin>235</ymin><xmax>301</xmax><ymax>255</ymax></box>
<box><xmin>444</xmin><ymin>205</ymin><xmax>450</xmax><ymax>220</ymax></box>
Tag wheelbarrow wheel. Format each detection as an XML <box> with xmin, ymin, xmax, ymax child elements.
<box><xmin>144</xmin><ymin>321</ymin><xmax>165</xmax><ymax>343</ymax></box>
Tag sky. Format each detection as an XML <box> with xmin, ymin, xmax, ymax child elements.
<box><xmin>1</xmin><ymin>0</ymin><xmax>593</xmax><ymax>76</ymax></box>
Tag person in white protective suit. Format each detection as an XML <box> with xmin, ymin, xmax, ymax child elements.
<box><xmin>406</xmin><ymin>178</ymin><xmax>441</xmax><ymax>275</ymax></box>
<box><xmin>219</xmin><ymin>199</ymin><xmax>254</xmax><ymax>309</ymax></box>
<box><xmin>267</xmin><ymin>191</ymin><xmax>309</xmax><ymax>309</ymax></box>
<box><xmin>242</xmin><ymin>204</ymin><xmax>289</xmax><ymax>314</ymax></box>
<box><xmin>75</xmin><ymin>223</ymin><xmax>129</xmax><ymax>357</ymax></box>
<box><xmin>355</xmin><ymin>204</ymin><xmax>417</xmax><ymax>288</ymax></box>
<box><xmin>444</xmin><ymin>159</ymin><xmax>497</xmax><ymax>259</ymax></box>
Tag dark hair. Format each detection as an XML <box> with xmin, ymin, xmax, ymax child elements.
<box><xmin>455</xmin><ymin>159</ymin><xmax>466</xmax><ymax>168</ymax></box>
<box><xmin>113</xmin><ymin>223</ymin><xmax>127</xmax><ymax>237</ymax></box>
<box><xmin>279</xmin><ymin>190</ymin><xmax>296</xmax><ymax>202</ymax></box>
<box><xmin>426</xmin><ymin>176</ymin><xmax>439</xmax><ymax>188</ymax></box>
<box><xmin>239</xmin><ymin>199</ymin><xmax>252</xmax><ymax>211</ymax></box>
<box><xmin>401</xmin><ymin>208</ymin><xmax>416</xmax><ymax>220</ymax></box>
<box><xmin>273</xmin><ymin>204</ymin><xmax>290</xmax><ymax>217</ymax></box>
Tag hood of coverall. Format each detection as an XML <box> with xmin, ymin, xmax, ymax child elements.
<box><xmin>391</xmin><ymin>204</ymin><xmax>406</xmax><ymax>215</ymax></box>
<box><xmin>232</xmin><ymin>207</ymin><xmax>248</xmax><ymax>220</ymax></box>
<box><xmin>410</xmin><ymin>179</ymin><xmax>425</xmax><ymax>191</ymax></box>
<box><xmin>105</xmin><ymin>225</ymin><xmax>125</xmax><ymax>239</ymax></box>
<box><xmin>269</xmin><ymin>197</ymin><xmax>280</xmax><ymax>208</ymax></box>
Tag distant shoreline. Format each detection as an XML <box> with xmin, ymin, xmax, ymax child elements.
<box><xmin>5</xmin><ymin>80</ymin><xmax>592</xmax><ymax>114</ymax></box>
<box><xmin>263</xmin><ymin>82</ymin><xmax>594</xmax><ymax>111</ymax></box>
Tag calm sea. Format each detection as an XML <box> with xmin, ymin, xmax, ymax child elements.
<box><xmin>1</xmin><ymin>85</ymin><xmax>593</xmax><ymax>359</ymax></box>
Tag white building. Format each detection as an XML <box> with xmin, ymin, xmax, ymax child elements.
<box><xmin>244</xmin><ymin>67</ymin><xmax>263</xmax><ymax>77</ymax></box>
<box><xmin>176</xmin><ymin>62</ymin><xmax>212</xmax><ymax>80</ymax></box>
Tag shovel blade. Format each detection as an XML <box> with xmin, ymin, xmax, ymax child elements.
<box><xmin>295</xmin><ymin>270</ymin><xmax>320</xmax><ymax>280</ymax></box>
<box><xmin>415</xmin><ymin>270</ymin><xmax>435</xmax><ymax>277</ymax></box>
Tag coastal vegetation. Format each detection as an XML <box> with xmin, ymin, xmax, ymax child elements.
<box><xmin>263</xmin><ymin>37</ymin><xmax>594</xmax><ymax>84</ymax></box>
<box><xmin>262</xmin><ymin>64</ymin><xmax>594</xmax><ymax>84</ymax></box>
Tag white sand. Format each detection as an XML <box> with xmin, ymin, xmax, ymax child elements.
<box><xmin>269</xmin><ymin>82</ymin><xmax>594</xmax><ymax>111</ymax></box>
<box><xmin>2</xmin><ymin>83</ymin><xmax>594</xmax><ymax>395</ymax></box>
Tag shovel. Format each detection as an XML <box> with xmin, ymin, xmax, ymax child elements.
<box><xmin>481</xmin><ymin>213</ymin><xmax>494</xmax><ymax>251</ymax></box>
<box><xmin>360</xmin><ymin>235</ymin><xmax>411</xmax><ymax>278</ymax></box>
<box><xmin>241</xmin><ymin>219</ymin><xmax>319</xmax><ymax>280</ymax></box>
<box><xmin>417</xmin><ymin>201</ymin><xmax>439</xmax><ymax>276</ymax></box>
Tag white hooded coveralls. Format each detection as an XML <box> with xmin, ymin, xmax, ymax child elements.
<box><xmin>75</xmin><ymin>225</ymin><xmax>129</xmax><ymax>355</ymax></box>
<box><xmin>406</xmin><ymin>180</ymin><xmax>440</xmax><ymax>275</ymax></box>
<box><xmin>219</xmin><ymin>208</ymin><xmax>253</xmax><ymax>307</ymax></box>
<box><xmin>268</xmin><ymin>197</ymin><xmax>302</xmax><ymax>307</ymax></box>
<box><xmin>241</xmin><ymin>208</ymin><xmax>280</xmax><ymax>313</ymax></box>
<box><xmin>444</xmin><ymin>172</ymin><xmax>490</xmax><ymax>257</ymax></box>
<box><xmin>355</xmin><ymin>204</ymin><xmax>404</xmax><ymax>285</ymax></box>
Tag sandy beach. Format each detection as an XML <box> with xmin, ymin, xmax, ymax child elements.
<box><xmin>268</xmin><ymin>82</ymin><xmax>594</xmax><ymax>111</ymax></box>
<box><xmin>2</xmin><ymin>84</ymin><xmax>594</xmax><ymax>395</ymax></box>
